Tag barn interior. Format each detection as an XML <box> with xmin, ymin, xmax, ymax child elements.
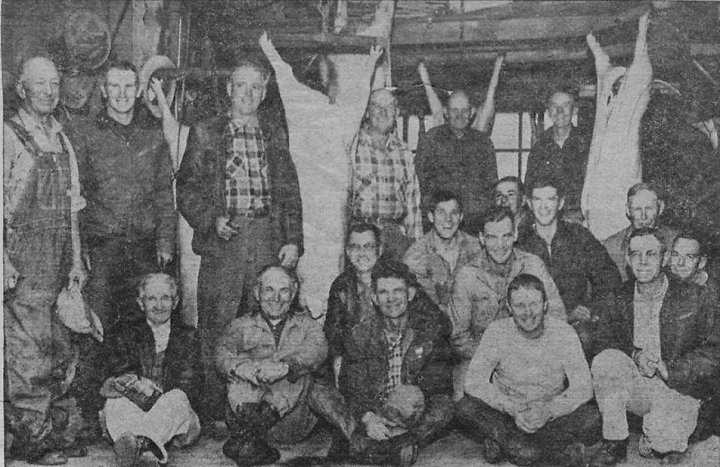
<box><xmin>2</xmin><ymin>1</ymin><xmax>720</xmax><ymax>466</ymax></box>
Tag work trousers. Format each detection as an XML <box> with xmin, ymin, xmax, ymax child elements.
<box><xmin>591</xmin><ymin>349</ymin><xmax>700</xmax><ymax>454</ymax></box>
<box><xmin>198</xmin><ymin>217</ymin><xmax>276</xmax><ymax>421</ymax></box>
<box><xmin>103</xmin><ymin>389</ymin><xmax>200</xmax><ymax>463</ymax></box>
<box><xmin>455</xmin><ymin>395</ymin><xmax>601</xmax><ymax>465</ymax></box>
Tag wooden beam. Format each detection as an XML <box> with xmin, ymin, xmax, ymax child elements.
<box><xmin>390</xmin><ymin>6</ymin><xmax>649</xmax><ymax>45</ymax></box>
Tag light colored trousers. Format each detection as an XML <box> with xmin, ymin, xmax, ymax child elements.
<box><xmin>104</xmin><ymin>389</ymin><xmax>200</xmax><ymax>463</ymax></box>
<box><xmin>591</xmin><ymin>349</ymin><xmax>700</xmax><ymax>453</ymax></box>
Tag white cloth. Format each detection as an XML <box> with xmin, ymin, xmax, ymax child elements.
<box><xmin>104</xmin><ymin>389</ymin><xmax>199</xmax><ymax>463</ymax></box>
<box><xmin>270</xmin><ymin>53</ymin><xmax>376</xmax><ymax>317</ymax></box>
<box><xmin>592</xmin><ymin>349</ymin><xmax>700</xmax><ymax>453</ymax></box>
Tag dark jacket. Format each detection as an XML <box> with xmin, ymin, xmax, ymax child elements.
<box><xmin>594</xmin><ymin>275</ymin><xmax>720</xmax><ymax>400</ymax></box>
<box><xmin>176</xmin><ymin>112</ymin><xmax>303</xmax><ymax>257</ymax></box>
<box><xmin>525</xmin><ymin>126</ymin><xmax>590</xmax><ymax>216</ymax></box>
<box><xmin>517</xmin><ymin>221</ymin><xmax>621</xmax><ymax>314</ymax></box>
<box><xmin>415</xmin><ymin>124</ymin><xmax>497</xmax><ymax>232</ymax></box>
<box><xmin>70</xmin><ymin>110</ymin><xmax>176</xmax><ymax>253</ymax></box>
<box><xmin>338</xmin><ymin>295</ymin><xmax>453</xmax><ymax>420</ymax></box>
<box><xmin>101</xmin><ymin>317</ymin><xmax>202</xmax><ymax>411</ymax></box>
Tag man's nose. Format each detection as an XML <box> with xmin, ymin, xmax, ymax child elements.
<box><xmin>676</xmin><ymin>255</ymin><xmax>686</xmax><ymax>266</ymax></box>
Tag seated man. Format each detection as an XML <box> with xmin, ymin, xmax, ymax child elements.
<box><xmin>493</xmin><ymin>176</ymin><xmax>531</xmax><ymax>236</ymax></box>
<box><xmin>518</xmin><ymin>177</ymin><xmax>620</xmax><ymax>354</ymax></box>
<box><xmin>338</xmin><ymin>261</ymin><xmax>454</xmax><ymax>466</ymax></box>
<box><xmin>403</xmin><ymin>190</ymin><xmax>482</xmax><ymax>317</ymax></box>
<box><xmin>100</xmin><ymin>273</ymin><xmax>201</xmax><ymax>467</ymax></box>
<box><xmin>216</xmin><ymin>265</ymin><xmax>327</xmax><ymax>466</ymax></box>
<box><xmin>590</xmin><ymin>229</ymin><xmax>720</xmax><ymax>466</ymax></box>
<box><xmin>457</xmin><ymin>274</ymin><xmax>600</xmax><ymax>466</ymax></box>
<box><xmin>669</xmin><ymin>230</ymin><xmax>719</xmax><ymax>306</ymax></box>
<box><xmin>603</xmin><ymin>182</ymin><xmax>679</xmax><ymax>281</ymax></box>
<box><xmin>452</xmin><ymin>206</ymin><xmax>566</xmax><ymax>400</ymax></box>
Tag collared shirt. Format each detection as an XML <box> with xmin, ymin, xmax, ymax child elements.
<box><xmin>633</xmin><ymin>275</ymin><xmax>669</xmax><ymax>358</ymax></box>
<box><xmin>262</xmin><ymin>315</ymin><xmax>288</xmax><ymax>347</ymax></box>
<box><xmin>4</xmin><ymin>107</ymin><xmax>84</xmax><ymax>223</ymax></box>
<box><xmin>352</xmin><ymin>129</ymin><xmax>422</xmax><ymax>240</ymax></box>
<box><xmin>384</xmin><ymin>330</ymin><xmax>404</xmax><ymax>396</ymax></box>
<box><xmin>415</xmin><ymin>124</ymin><xmax>497</xmax><ymax>225</ymax></box>
<box><xmin>147</xmin><ymin>320</ymin><xmax>171</xmax><ymax>354</ymax></box>
<box><xmin>224</xmin><ymin>120</ymin><xmax>271</xmax><ymax>216</ymax></box>
<box><xmin>525</xmin><ymin>126</ymin><xmax>590</xmax><ymax>215</ymax></box>
<box><xmin>403</xmin><ymin>230</ymin><xmax>482</xmax><ymax>312</ymax></box>
<box><xmin>452</xmin><ymin>248</ymin><xmax>567</xmax><ymax>359</ymax></box>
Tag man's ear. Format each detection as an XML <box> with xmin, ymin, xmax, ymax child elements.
<box><xmin>625</xmin><ymin>203</ymin><xmax>632</xmax><ymax>220</ymax></box>
<box><xmin>172</xmin><ymin>295</ymin><xmax>180</xmax><ymax>310</ymax></box>
<box><xmin>370</xmin><ymin>291</ymin><xmax>378</xmax><ymax>307</ymax></box>
<box><xmin>253</xmin><ymin>285</ymin><xmax>261</xmax><ymax>303</ymax></box>
<box><xmin>226</xmin><ymin>80</ymin><xmax>233</xmax><ymax>99</ymax></box>
<box><xmin>558</xmin><ymin>197</ymin><xmax>565</xmax><ymax>212</ymax></box>
<box><xmin>427</xmin><ymin>211</ymin><xmax>435</xmax><ymax>225</ymax></box>
<box><xmin>15</xmin><ymin>82</ymin><xmax>26</xmax><ymax>100</ymax></box>
<box><xmin>657</xmin><ymin>200</ymin><xmax>665</xmax><ymax>217</ymax></box>
<box><xmin>698</xmin><ymin>256</ymin><xmax>707</xmax><ymax>271</ymax></box>
<box><xmin>101</xmin><ymin>84</ymin><xmax>108</xmax><ymax>100</ymax></box>
<box><xmin>442</xmin><ymin>106</ymin><xmax>448</xmax><ymax>120</ymax></box>
<box><xmin>478</xmin><ymin>232</ymin><xmax>486</xmax><ymax>247</ymax></box>
<box><xmin>407</xmin><ymin>286</ymin><xmax>416</xmax><ymax>303</ymax></box>
<box><xmin>136</xmin><ymin>296</ymin><xmax>144</xmax><ymax>312</ymax></box>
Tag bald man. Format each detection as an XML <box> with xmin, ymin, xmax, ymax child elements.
<box><xmin>4</xmin><ymin>56</ymin><xmax>87</xmax><ymax>464</ymax></box>
<box><xmin>350</xmin><ymin>89</ymin><xmax>422</xmax><ymax>259</ymax></box>
<box><xmin>416</xmin><ymin>89</ymin><xmax>498</xmax><ymax>234</ymax></box>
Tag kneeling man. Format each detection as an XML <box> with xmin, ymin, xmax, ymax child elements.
<box><xmin>457</xmin><ymin>274</ymin><xmax>600</xmax><ymax>466</ymax></box>
<box><xmin>216</xmin><ymin>265</ymin><xmax>327</xmax><ymax>466</ymax></box>
<box><xmin>101</xmin><ymin>273</ymin><xmax>201</xmax><ymax>467</ymax></box>
<box><xmin>590</xmin><ymin>229</ymin><xmax>720</xmax><ymax>466</ymax></box>
<box><xmin>339</xmin><ymin>261</ymin><xmax>454</xmax><ymax>466</ymax></box>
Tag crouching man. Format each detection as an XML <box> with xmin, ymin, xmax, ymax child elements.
<box><xmin>589</xmin><ymin>229</ymin><xmax>720</xmax><ymax>466</ymax></box>
<box><xmin>337</xmin><ymin>261</ymin><xmax>454</xmax><ymax>466</ymax></box>
<box><xmin>100</xmin><ymin>273</ymin><xmax>201</xmax><ymax>467</ymax></box>
<box><xmin>456</xmin><ymin>274</ymin><xmax>600</xmax><ymax>466</ymax></box>
<box><xmin>216</xmin><ymin>265</ymin><xmax>328</xmax><ymax>466</ymax></box>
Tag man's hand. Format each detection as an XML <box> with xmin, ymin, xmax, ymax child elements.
<box><xmin>569</xmin><ymin>305</ymin><xmax>592</xmax><ymax>323</ymax></box>
<box><xmin>633</xmin><ymin>349</ymin><xmax>661</xmax><ymax>378</ymax></box>
<box><xmin>259</xmin><ymin>31</ymin><xmax>282</xmax><ymax>64</ymax></box>
<box><xmin>68</xmin><ymin>261</ymin><xmax>87</xmax><ymax>291</ymax></box>
<box><xmin>4</xmin><ymin>254</ymin><xmax>19</xmax><ymax>291</ymax></box>
<box><xmin>216</xmin><ymin>216</ymin><xmax>239</xmax><ymax>241</ymax></box>
<box><xmin>362</xmin><ymin>411</ymin><xmax>397</xmax><ymax>441</ymax></box>
<box><xmin>278</xmin><ymin>244</ymin><xmax>299</xmax><ymax>269</ymax></box>
<box><xmin>157</xmin><ymin>250</ymin><xmax>173</xmax><ymax>270</ymax></box>
<box><xmin>231</xmin><ymin>362</ymin><xmax>260</xmax><ymax>385</ymax></box>
<box><xmin>515</xmin><ymin>403</ymin><xmax>550</xmax><ymax>434</ymax></box>
<box><xmin>417</xmin><ymin>62</ymin><xmax>431</xmax><ymax>85</ymax></box>
<box><xmin>256</xmin><ymin>361</ymin><xmax>289</xmax><ymax>384</ymax></box>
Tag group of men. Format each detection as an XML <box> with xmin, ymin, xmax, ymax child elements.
<box><xmin>4</xmin><ymin>29</ymin><xmax>719</xmax><ymax>467</ymax></box>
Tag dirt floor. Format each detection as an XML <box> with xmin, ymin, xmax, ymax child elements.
<box><xmin>5</xmin><ymin>429</ymin><xmax>719</xmax><ymax>467</ymax></box>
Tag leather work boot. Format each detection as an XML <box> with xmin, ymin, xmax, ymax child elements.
<box><xmin>113</xmin><ymin>433</ymin><xmax>142</xmax><ymax>467</ymax></box>
<box><xmin>589</xmin><ymin>438</ymin><xmax>628</xmax><ymax>467</ymax></box>
<box><xmin>223</xmin><ymin>402</ymin><xmax>281</xmax><ymax>466</ymax></box>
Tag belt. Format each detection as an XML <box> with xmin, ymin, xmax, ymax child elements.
<box><xmin>230</xmin><ymin>207</ymin><xmax>270</xmax><ymax>220</ymax></box>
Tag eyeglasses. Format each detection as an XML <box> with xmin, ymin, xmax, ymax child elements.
<box><xmin>347</xmin><ymin>242</ymin><xmax>377</xmax><ymax>253</ymax></box>
<box><xmin>670</xmin><ymin>252</ymin><xmax>701</xmax><ymax>262</ymax></box>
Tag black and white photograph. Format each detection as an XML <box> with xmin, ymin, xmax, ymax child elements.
<box><xmin>2</xmin><ymin>1</ymin><xmax>719</xmax><ymax>466</ymax></box>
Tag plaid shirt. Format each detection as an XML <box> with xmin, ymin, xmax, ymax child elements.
<box><xmin>384</xmin><ymin>330</ymin><xmax>404</xmax><ymax>396</ymax></box>
<box><xmin>352</xmin><ymin>129</ymin><xmax>422</xmax><ymax>240</ymax></box>
<box><xmin>224</xmin><ymin>120</ymin><xmax>271</xmax><ymax>215</ymax></box>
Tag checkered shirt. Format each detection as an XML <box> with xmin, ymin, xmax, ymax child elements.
<box><xmin>351</xmin><ymin>129</ymin><xmax>422</xmax><ymax>240</ymax></box>
<box><xmin>148</xmin><ymin>350</ymin><xmax>165</xmax><ymax>389</ymax></box>
<box><xmin>224</xmin><ymin>120</ymin><xmax>271</xmax><ymax>215</ymax></box>
<box><xmin>384</xmin><ymin>330</ymin><xmax>404</xmax><ymax>396</ymax></box>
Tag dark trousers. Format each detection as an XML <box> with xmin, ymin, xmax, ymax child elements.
<box><xmin>84</xmin><ymin>236</ymin><xmax>161</xmax><ymax>329</ymax></box>
<box><xmin>197</xmin><ymin>217</ymin><xmax>277</xmax><ymax>422</ymax></box>
<box><xmin>455</xmin><ymin>395</ymin><xmax>601</xmax><ymax>465</ymax></box>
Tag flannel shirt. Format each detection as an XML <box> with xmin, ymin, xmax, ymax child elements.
<box><xmin>224</xmin><ymin>120</ymin><xmax>271</xmax><ymax>215</ymax></box>
<box><xmin>352</xmin><ymin>129</ymin><xmax>422</xmax><ymax>240</ymax></box>
<box><xmin>385</xmin><ymin>330</ymin><xmax>404</xmax><ymax>396</ymax></box>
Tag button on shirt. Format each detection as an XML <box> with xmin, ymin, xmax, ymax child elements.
<box><xmin>224</xmin><ymin>120</ymin><xmax>271</xmax><ymax>215</ymax></box>
<box><xmin>633</xmin><ymin>275</ymin><xmax>669</xmax><ymax>358</ymax></box>
<box><xmin>352</xmin><ymin>129</ymin><xmax>422</xmax><ymax>240</ymax></box>
<box><xmin>385</xmin><ymin>330</ymin><xmax>404</xmax><ymax>396</ymax></box>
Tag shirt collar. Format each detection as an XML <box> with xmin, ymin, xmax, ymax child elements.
<box><xmin>359</xmin><ymin>127</ymin><xmax>401</xmax><ymax>151</ymax></box>
<box><xmin>634</xmin><ymin>274</ymin><xmax>669</xmax><ymax>303</ymax></box>
<box><xmin>18</xmin><ymin>107</ymin><xmax>62</xmax><ymax>135</ymax></box>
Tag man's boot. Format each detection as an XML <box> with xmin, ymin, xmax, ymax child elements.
<box><xmin>589</xmin><ymin>438</ymin><xmax>628</xmax><ymax>467</ymax></box>
<box><xmin>223</xmin><ymin>402</ymin><xmax>281</xmax><ymax>466</ymax></box>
